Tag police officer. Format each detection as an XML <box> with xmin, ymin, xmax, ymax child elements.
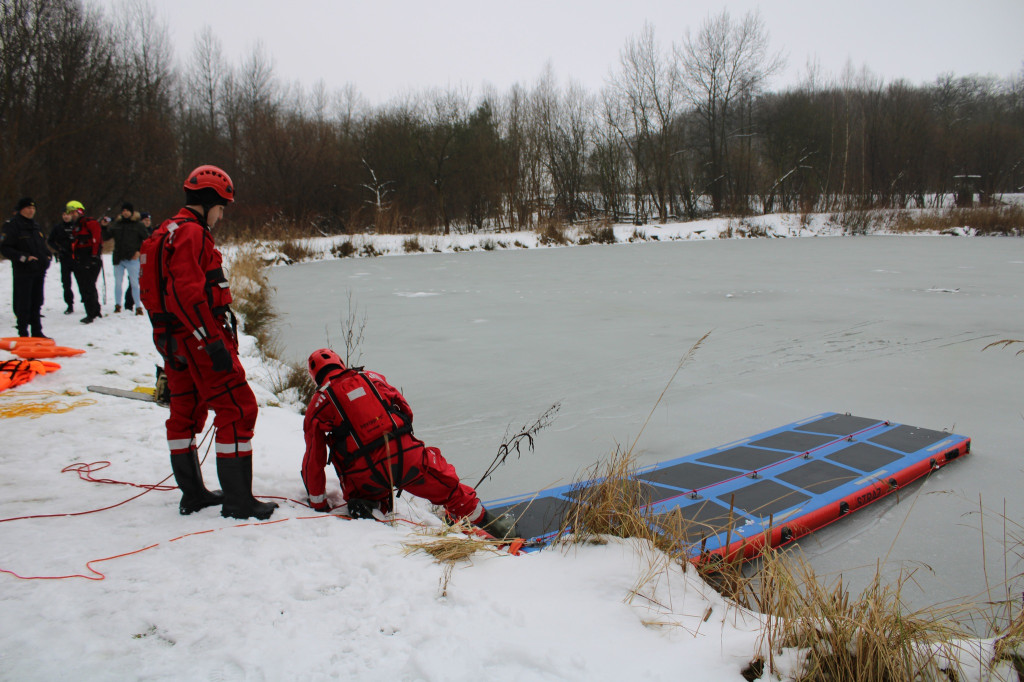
<box><xmin>0</xmin><ymin>198</ymin><xmax>51</xmax><ymax>338</ymax></box>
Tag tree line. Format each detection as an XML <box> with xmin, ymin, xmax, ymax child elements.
<box><xmin>3</xmin><ymin>0</ymin><xmax>1022</xmax><ymax>238</ymax></box>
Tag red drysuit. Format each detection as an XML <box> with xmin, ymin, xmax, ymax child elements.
<box><xmin>139</xmin><ymin>207</ymin><xmax>257</xmax><ymax>458</ymax></box>
<box><xmin>301</xmin><ymin>368</ymin><xmax>484</xmax><ymax>521</ymax></box>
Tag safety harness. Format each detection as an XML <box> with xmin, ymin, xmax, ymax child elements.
<box><xmin>140</xmin><ymin>214</ymin><xmax>237</xmax><ymax>355</ymax></box>
<box><xmin>319</xmin><ymin>368</ymin><xmax>415</xmax><ymax>496</ymax></box>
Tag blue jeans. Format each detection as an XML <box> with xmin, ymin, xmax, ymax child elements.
<box><xmin>114</xmin><ymin>259</ymin><xmax>141</xmax><ymax>310</ymax></box>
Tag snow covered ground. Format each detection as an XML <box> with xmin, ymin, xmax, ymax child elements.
<box><xmin>0</xmin><ymin>213</ymin><xmax>1020</xmax><ymax>680</ymax></box>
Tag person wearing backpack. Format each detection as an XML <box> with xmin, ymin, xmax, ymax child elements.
<box><xmin>66</xmin><ymin>200</ymin><xmax>103</xmax><ymax>324</ymax></box>
<box><xmin>139</xmin><ymin>164</ymin><xmax>276</xmax><ymax>521</ymax></box>
<box><xmin>301</xmin><ymin>348</ymin><xmax>516</xmax><ymax>538</ymax></box>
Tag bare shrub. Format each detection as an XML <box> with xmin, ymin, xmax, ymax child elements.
<box><xmin>579</xmin><ymin>223</ymin><xmax>616</xmax><ymax>245</ymax></box>
<box><xmin>830</xmin><ymin>209</ymin><xmax>894</xmax><ymax>235</ymax></box>
<box><xmin>537</xmin><ymin>217</ymin><xmax>568</xmax><ymax>245</ymax></box>
<box><xmin>277</xmin><ymin>239</ymin><xmax>318</xmax><ymax>263</ymax></box>
<box><xmin>228</xmin><ymin>247</ymin><xmax>276</xmax><ymax>349</ymax></box>
<box><xmin>894</xmin><ymin>206</ymin><xmax>1024</xmax><ymax>235</ymax></box>
<box><xmin>331</xmin><ymin>240</ymin><xmax>356</xmax><ymax>258</ymax></box>
<box><xmin>402</xmin><ymin>237</ymin><xmax>425</xmax><ymax>253</ymax></box>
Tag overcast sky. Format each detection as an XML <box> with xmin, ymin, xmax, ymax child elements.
<box><xmin>102</xmin><ymin>0</ymin><xmax>1023</xmax><ymax>103</ymax></box>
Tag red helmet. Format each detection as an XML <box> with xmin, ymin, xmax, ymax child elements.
<box><xmin>183</xmin><ymin>164</ymin><xmax>234</xmax><ymax>203</ymax></box>
<box><xmin>308</xmin><ymin>348</ymin><xmax>345</xmax><ymax>387</ymax></box>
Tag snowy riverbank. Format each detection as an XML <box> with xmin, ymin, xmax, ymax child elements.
<box><xmin>0</xmin><ymin>217</ymin><xmax>1018</xmax><ymax>680</ymax></box>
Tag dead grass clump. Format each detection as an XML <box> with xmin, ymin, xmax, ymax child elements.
<box><xmin>557</xmin><ymin>445</ymin><xmax>1020</xmax><ymax>679</ymax></box>
<box><xmin>227</xmin><ymin>247</ymin><xmax>317</xmax><ymax>406</ymax></box>
<box><xmin>402</xmin><ymin>237</ymin><xmax>425</xmax><ymax>253</ymax></box>
<box><xmin>228</xmin><ymin>247</ymin><xmax>276</xmax><ymax>348</ymax></box>
<box><xmin>894</xmin><ymin>206</ymin><xmax>1024</xmax><ymax>235</ymax></box>
<box><xmin>993</xmin><ymin>608</ymin><xmax>1024</xmax><ymax>675</ymax></box>
<box><xmin>402</xmin><ymin>526</ymin><xmax>508</xmax><ymax>564</ymax></box>
<box><xmin>562</xmin><ymin>447</ymin><xmax>661</xmax><ymax>547</ymax></box>
<box><xmin>829</xmin><ymin>209</ymin><xmax>895</xmax><ymax>235</ymax></box>
<box><xmin>269</xmin><ymin>360</ymin><xmax>317</xmax><ymax>408</ymax></box>
<box><xmin>579</xmin><ymin>223</ymin><xmax>617</xmax><ymax>245</ymax></box>
<box><xmin>537</xmin><ymin>218</ymin><xmax>568</xmax><ymax>245</ymax></box>
<box><xmin>331</xmin><ymin>240</ymin><xmax>356</xmax><ymax>258</ymax></box>
<box><xmin>755</xmin><ymin>552</ymin><xmax>972</xmax><ymax>681</ymax></box>
<box><xmin>278</xmin><ymin>239</ymin><xmax>318</xmax><ymax>263</ymax></box>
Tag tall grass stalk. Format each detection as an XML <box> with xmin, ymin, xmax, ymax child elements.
<box><xmin>551</xmin><ymin>331</ymin><xmax>1023</xmax><ymax>679</ymax></box>
<box><xmin>228</xmin><ymin>246</ymin><xmax>315</xmax><ymax>405</ymax></box>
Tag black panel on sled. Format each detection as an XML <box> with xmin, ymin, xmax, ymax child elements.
<box><xmin>654</xmin><ymin>499</ymin><xmax>739</xmax><ymax>544</ymax></box>
<box><xmin>826</xmin><ymin>442</ymin><xmax>903</xmax><ymax>472</ymax></box>
<box><xmin>638</xmin><ymin>461</ymin><xmax>738</xmax><ymax>491</ymax></box>
<box><xmin>564</xmin><ymin>479</ymin><xmax>679</xmax><ymax>505</ymax></box>
<box><xmin>488</xmin><ymin>497</ymin><xmax>571</xmax><ymax>540</ymax></box>
<box><xmin>698</xmin><ymin>446</ymin><xmax>794</xmax><ymax>471</ymax></box>
<box><xmin>776</xmin><ymin>460</ymin><xmax>861</xmax><ymax>494</ymax></box>
<box><xmin>717</xmin><ymin>480</ymin><xmax>811</xmax><ymax>518</ymax></box>
<box><xmin>868</xmin><ymin>425</ymin><xmax>950</xmax><ymax>453</ymax></box>
<box><xmin>749</xmin><ymin>431</ymin><xmax>837</xmax><ymax>453</ymax></box>
<box><xmin>795</xmin><ymin>414</ymin><xmax>881</xmax><ymax>437</ymax></box>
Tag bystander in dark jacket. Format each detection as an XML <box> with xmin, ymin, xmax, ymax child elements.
<box><xmin>48</xmin><ymin>209</ymin><xmax>77</xmax><ymax>313</ymax></box>
<box><xmin>0</xmin><ymin>198</ymin><xmax>52</xmax><ymax>337</ymax></box>
<box><xmin>103</xmin><ymin>203</ymin><xmax>149</xmax><ymax>314</ymax></box>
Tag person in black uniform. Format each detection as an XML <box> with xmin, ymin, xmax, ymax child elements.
<box><xmin>47</xmin><ymin>208</ymin><xmax>77</xmax><ymax>314</ymax></box>
<box><xmin>0</xmin><ymin>198</ymin><xmax>52</xmax><ymax>337</ymax></box>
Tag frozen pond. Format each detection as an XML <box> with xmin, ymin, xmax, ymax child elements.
<box><xmin>270</xmin><ymin>236</ymin><xmax>1024</xmax><ymax>619</ymax></box>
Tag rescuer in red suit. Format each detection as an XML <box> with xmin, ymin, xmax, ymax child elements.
<box><xmin>66</xmin><ymin>200</ymin><xmax>103</xmax><ymax>324</ymax></box>
<box><xmin>301</xmin><ymin>348</ymin><xmax>516</xmax><ymax>538</ymax></box>
<box><xmin>139</xmin><ymin>164</ymin><xmax>277</xmax><ymax>520</ymax></box>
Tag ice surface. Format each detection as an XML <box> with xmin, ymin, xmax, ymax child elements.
<box><xmin>271</xmin><ymin>236</ymin><xmax>1024</xmax><ymax>616</ymax></box>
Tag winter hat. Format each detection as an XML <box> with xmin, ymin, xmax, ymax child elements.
<box><xmin>140</xmin><ymin>211</ymin><xmax>151</xmax><ymax>219</ymax></box>
<box><xmin>121</xmin><ymin>202</ymin><xmax>134</xmax><ymax>212</ymax></box>
<box><xmin>66</xmin><ymin>200</ymin><xmax>85</xmax><ymax>214</ymax></box>
<box><xmin>15</xmin><ymin>197</ymin><xmax>34</xmax><ymax>211</ymax></box>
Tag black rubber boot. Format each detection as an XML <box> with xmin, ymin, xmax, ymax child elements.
<box><xmin>169</xmin><ymin>450</ymin><xmax>223</xmax><ymax>515</ymax></box>
<box><xmin>217</xmin><ymin>456</ymin><xmax>278</xmax><ymax>520</ymax></box>
<box><xmin>477</xmin><ymin>508</ymin><xmax>518</xmax><ymax>539</ymax></box>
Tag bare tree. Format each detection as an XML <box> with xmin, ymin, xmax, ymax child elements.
<box><xmin>414</xmin><ymin>87</ymin><xmax>469</xmax><ymax>234</ymax></box>
<box><xmin>675</xmin><ymin>9</ymin><xmax>783</xmax><ymax>212</ymax></box>
<box><xmin>184</xmin><ymin>26</ymin><xmax>227</xmax><ymax>137</ymax></box>
<box><xmin>534</xmin><ymin>66</ymin><xmax>593</xmax><ymax>222</ymax></box>
<box><xmin>605</xmin><ymin>23</ymin><xmax>683</xmax><ymax>222</ymax></box>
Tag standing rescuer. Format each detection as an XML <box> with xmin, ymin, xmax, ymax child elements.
<box><xmin>66</xmin><ymin>200</ymin><xmax>103</xmax><ymax>324</ymax></box>
<box><xmin>139</xmin><ymin>164</ymin><xmax>277</xmax><ymax>520</ymax></box>
<box><xmin>301</xmin><ymin>348</ymin><xmax>516</xmax><ymax>538</ymax></box>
